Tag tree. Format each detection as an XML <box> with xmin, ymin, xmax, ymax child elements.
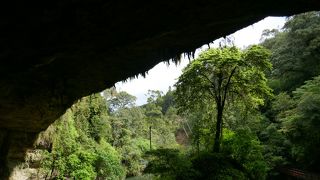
<box><xmin>262</xmin><ymin>11</ymin><xmax>320</xmax><ymax>92</ymax></box>
<box><xmin>39</xmin><ymin>94</ymin><xmax>125</xmax><ymax>179</ymax></box>
<box><xmin>143</xmin><ymin>90</ymin><xmax>179</xmax><ymax>148</ymax></box>
<box><xmin>280</xmin><ymin>75</ymin><xmax>320</xmax><ymax>171</ymax></box>
<box><xmin>175</xmin><ymin>45</ymin><xmax>272</xmax><ymax>152</ymax></box>
<box><xmin>103</xmin><ymin>88</ymin><xmax>137</xmax><ymax>112</ymax></box>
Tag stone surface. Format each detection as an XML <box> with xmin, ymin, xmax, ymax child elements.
<box><xmin>0</xmin><ymin>0</ymin><xmax>319</xmax><ymax>176</ymax></box>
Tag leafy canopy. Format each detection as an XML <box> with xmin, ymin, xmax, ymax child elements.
<box><xmin>175</xmin><ymin>45</ymin><xmax>272</xmax><ymax>113</ymax></box>
<box><xmin>262</xmin><ymin>11</ymin><xmax>320</xmax><ymax>92</ymax></box>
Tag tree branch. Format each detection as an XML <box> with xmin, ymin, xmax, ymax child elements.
<box><xmin>199</xmin><ymin>72</ymin><xmax>219</xmax><ymax>100</ymax></box>
<box><xmin>222</xmin><ymin>67</ymin><xmax>237</xmax><ymax>107</ymax></box>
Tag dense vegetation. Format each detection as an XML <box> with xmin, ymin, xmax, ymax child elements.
<box><xmin>17</xmin><ymin>11</ymin><xmax>320</xmax><ymax>179</ymax></box>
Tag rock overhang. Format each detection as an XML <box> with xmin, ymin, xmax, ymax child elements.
<box><xmin>0</xmin><ymin>0</ymin><xmax>319</xmax><ymax>133</ymax></box>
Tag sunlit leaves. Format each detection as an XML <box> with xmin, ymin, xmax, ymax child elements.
<box><xmin>175</xmin><ymin>45</ymin><xmax>272</xmax><ymax>114</ymax></box>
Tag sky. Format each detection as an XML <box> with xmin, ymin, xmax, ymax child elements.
<box><xmin>115</xmin><ymin>16</ymin><xmax>286</xmax><ymax>105</ymax></box>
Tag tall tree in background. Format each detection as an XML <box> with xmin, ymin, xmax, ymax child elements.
<box><xmin>103</xmin><ymin>88</ymin><xmax>137</xmax><ymax>112</ymax></box>
<box><xmin>175</xmin><ymin>45</ymin><xmax>272</xmax><ymax>152</ymax></box>
<box><xmin>262</xmin><ymin>11</ymin><xmax>320</xmax><ymax>92</ymax></box>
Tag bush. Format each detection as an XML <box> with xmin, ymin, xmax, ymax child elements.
<box><xmin>144</xmin><ymin>148</ymin><xmax>199</xmax><ymax>180</ymax></box>
<box><xmin>222</xmin><ymin>128</ymin><xmax>269</xmax><ymax>179</ymax></box>
<box><xmin>191</xmin><ymin>152</ymin><xmax>246</xmax><ymax>180</ymax></box>
<box><xmin>95</xmin><ymin>139</ymin><xmax>125</xmax><ymax>180</ymax></box>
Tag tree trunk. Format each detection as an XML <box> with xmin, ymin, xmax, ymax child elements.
<box><xmin>149</xmin><ymin>126</ymin><xmax>152</xmax><ymax>150</ymax></box>
<box><xmin>213</xmin><ymin>105</ymin><xmax>223</xmax><ymax>153</ymax></box>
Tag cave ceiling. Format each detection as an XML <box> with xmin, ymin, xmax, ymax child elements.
<box><xmin>0</xmin><ymin>0</ymin><xmax>319</xmax><ymax>133</ymax></box>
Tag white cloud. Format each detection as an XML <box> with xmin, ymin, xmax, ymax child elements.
<box><xmin>232</xmin><ymin>17</ymin><xmax>286</xmax><ymax>48</ymax></box>
<box><xmin>115</xmin><ymin>16</ymin><xmax>286</xmax><ymax>105</ymax></box>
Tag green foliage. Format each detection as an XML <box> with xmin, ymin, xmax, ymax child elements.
<box><xmin>40</xmin><ymin>94</ymin><xmax>125</xmax><ymax>179</ymax></box>
<box><xmin>144</xmin><ymin>149</ymin><xmax>198</xmax><ymax>180</ymax></box>
<box><xmin>161</xmin><ymin>87</ymin><xmax>175</xmax><ymax>114</ymax></box>
<box><xmin>175</xmin><ymin>45</ymin><xmax>272</xmax><ymax>152</ymax></box>
<box><xmin>256</xmin><ymin>11</ymin><xmax>320</xmax><ymax>175</ymax></box>
<box><xmin>191</xmin><ymin>152</ymin><xmax>246</xmax><ymax>180</ymax></box>
<box><xmin>103</xmin><ymin>89</ymin><xmax>180</xmax><ymax>176</ymax></box>
<box><xmin>95</xmin><ymin>139</ymin><xmax>125</xmax><ymax>179</ymax></box>
<box><xmin>262</xmin><ymin>11</ymin><xmax>320</xmax><ymax>92</ymax></box>
<box><xmin>118</xmin><ymin>139</ymin><xmax>147</xmax><ymax>177</ymax></box>
<box><xmin>222</xmin><ymin>129</ymin><xmax>268</xmax><ymax>179</ymax></box>
<box><xmin>175</xmin><ymin>45</ymin><xmax>272</xmax><ymax>113</ymax></box>
<box><xmin>281</xmin><ymin>75</ymin><xmax>320</xmax><ymax>170</ymax></box>
<box><xmin>186</xmin><ymin>103</ymin><xmax>215</xmax><ymax>152</ymax></box>
<box><xmin>73</xmin><ymin>93</ymin><xmax>112</xmax><ymax>142</ymax></box>
<box><xmin>144</xmin><ymin>132</ymin><xmax>267</xmax><ymax>180</ymax></box>
<box><xmin>66</xmin><ymin>150</ymin><xmax>97</xmax><ymax>180</ymax></box>
<box><xmin>104</xmin><ymin>88</ymin><xmax>137</xmax><ymax>112</ymax></box>
<box><xmin>40</xmin><ymin>111</ymin><xmax>99</xmax><ymax>179</ymax></box>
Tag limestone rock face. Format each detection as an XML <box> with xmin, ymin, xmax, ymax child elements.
<box><xmin>0</xmin><ymin>0</ymin><xmax>319</xmax><ymax>176</ymax></box>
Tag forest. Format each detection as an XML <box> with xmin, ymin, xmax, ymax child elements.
<box><xmin>14</xmin><ymin>11</ymin><xmax>320</xmax><ymax>179</ymax></box>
